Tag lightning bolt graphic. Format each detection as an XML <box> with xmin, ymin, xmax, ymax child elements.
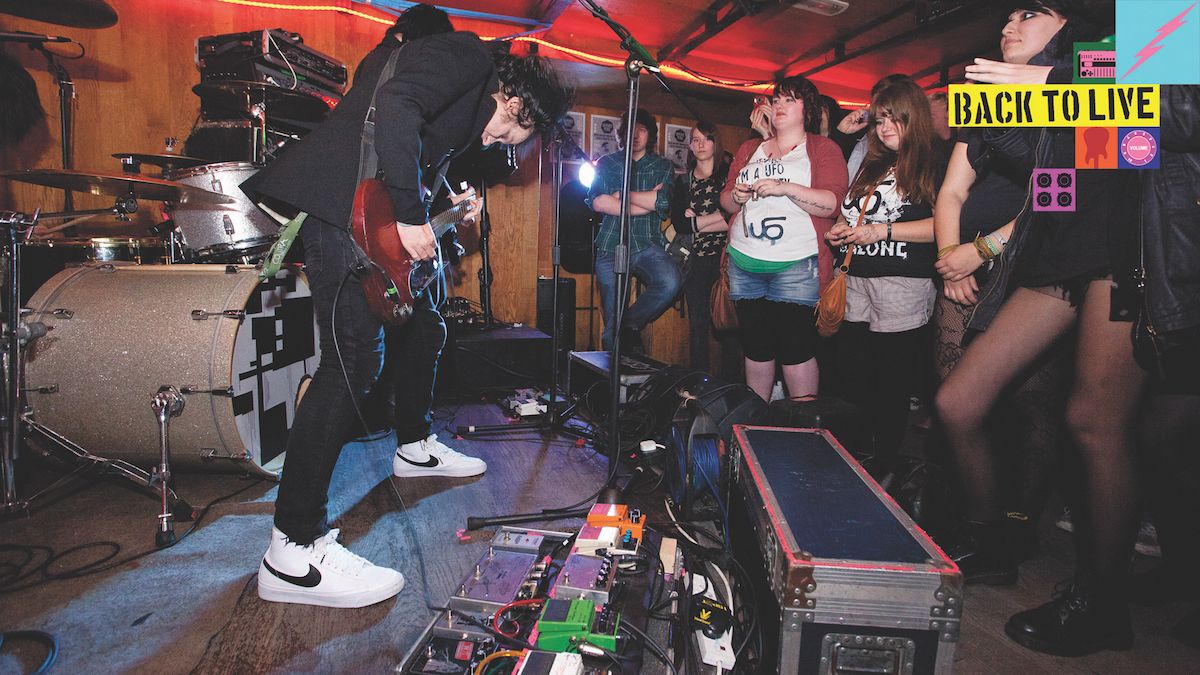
<box><xmin>1121</xmin><ymin>2</ymin><xmax>1198</xmax><ymax>80</ymax></box>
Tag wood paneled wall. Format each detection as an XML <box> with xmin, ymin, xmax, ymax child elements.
<box><xmin>0</xmin><ymin>0</ymin><xmax>756</xmax><ymax>375</ymax></box>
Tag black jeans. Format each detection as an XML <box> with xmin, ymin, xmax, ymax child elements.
<box><xmin>274</xmin><ymin>217</ymin><xmax>385</xmax><ymax>545</ymax></box>
<box><xmin>362</xmin><ymin>294</ymin><xmax>446</xmax><ymax>445</ymax></box>
<box><xmin>683</xmin><ymin>253</ymin><xmax>720</xmax><ymax>372</ymax></box>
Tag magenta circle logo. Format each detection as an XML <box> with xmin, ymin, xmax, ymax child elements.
<box><xmin>1121</xmin><ymin>130</ymin><xmax>1157</xmax><ymax>167</ymax></box>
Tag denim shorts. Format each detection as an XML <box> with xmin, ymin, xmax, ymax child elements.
<box><xmin>728</xmin><ymin>254</ymin><xmax>819</xmax><ymax>305</ymax></box>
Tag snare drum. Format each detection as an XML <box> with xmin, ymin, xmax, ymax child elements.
<box><xmin>24</xmin><ymin>263</ymin><xmax>319</xmax><ymax>478</ymax></box>
<box><xmin>171</xmin><ymin>162</ymin><xmax>280</xmax><ymax>261</ymax></box>
<box><xmin>20</xmin><ymin>237</ymin><xmax>167</xmax><ymax>304</ymax></box>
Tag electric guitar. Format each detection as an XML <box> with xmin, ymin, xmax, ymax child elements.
<box><xmin>350</xmin><ymin>178</ymin><xmax>475</xmax><ymax>326</ymax></box>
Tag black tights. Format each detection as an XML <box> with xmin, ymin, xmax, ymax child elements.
<box><xmin>825</xmin><ymin>321</ymin><xmax>930</xmax><ymax>466</ymax></box>
<box><xmin>936</xmin><ymin>282</ymin><xmax>1146</xmax><ymax>587</ymax></box>
<box><xmin>932</xmin><ymin>294</ymin><xmax>1072</xmax><ymax>521</ymax></box>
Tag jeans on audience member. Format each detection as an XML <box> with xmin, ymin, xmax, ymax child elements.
<box><xmin>595</xmin><ymin>245</ymin><xmax>683</xmax><ymax>349</ymax></box>
<box><xmin>683</xmin><ymin>253</ymin><xmax>721</xmax><ymax>372</ymax></box>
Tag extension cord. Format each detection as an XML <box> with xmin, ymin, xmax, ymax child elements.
<box><xmin>691</xmin><ymin>572</ymin><xmax>735</xmax><ymax>670</ymax></box>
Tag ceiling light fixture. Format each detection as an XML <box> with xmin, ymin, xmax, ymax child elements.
<box><xmin>790</xmin><ymin>0</ymin><xmax>849</xmax><ymax>16</ymax></box>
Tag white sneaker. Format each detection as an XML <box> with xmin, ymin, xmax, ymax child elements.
<box><xmin>393</xmin><ymin>434</ymin><xmax>487</xmax><ymax>478</ymax></box>
<box><xmin>257</xmin><ymin>528</ymin><xmax>404</xmax><ymax>608</ymax></box>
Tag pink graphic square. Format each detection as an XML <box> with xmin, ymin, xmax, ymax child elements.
<box><xmin>1032</xmin><ymin>169</ymin><xmax>1076</xmax><ymax>212</ymax></box>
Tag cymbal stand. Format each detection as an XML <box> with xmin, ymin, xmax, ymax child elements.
<box><xmin>1</xmin><ymin>211</ymin><xmax>192</xmax><ymax>525</ymax></box>
<box><xmin>151</xmin><ymin>386</ymin><xmax>185</xmax><ymax>547</ymax></box>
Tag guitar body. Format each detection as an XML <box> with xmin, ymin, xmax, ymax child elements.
<box><xmin>350</xmin><ymin>178</ymin><xmax>467</xmax><ymax>327</ymax></box>
<box><xmin>351</xmin><ymin>178</ymin><xmax>417</xmax><ymax>326</ymax></box>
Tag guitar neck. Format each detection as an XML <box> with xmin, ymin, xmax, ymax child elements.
<box><xmin>430</xmin><ymin>201</ymin><xmax>470</xmax><ymax>238</ymax></box>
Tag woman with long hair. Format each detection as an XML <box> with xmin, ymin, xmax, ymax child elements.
<box><xmin>719</xmin><ymin>76</ymin><xmax>848</xmax><ymax>402</ymax></box>
<box><xmin>931</xmin><ymin>0</ymin><xmax>1078</xmax><ymax>582</ymax></box>
<box><xmin>670</xmin><ymin>122</ymin><xmax>732</xmax><ymax>373</ymax></box>
<box><xmin>824</xmin><ymin>76</ymin><xmax>940</xmax><ymax>472</ymax></box>
<box><xmin>934</xmin><ymin>1</ymin><xmax>1143</xmax><ymax>656</ymax></box>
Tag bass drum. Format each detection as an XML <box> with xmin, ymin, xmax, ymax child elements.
<box><xmin>24</xmin><ymin>263</ymin><xmax>319</xmax><ymax>478</ymax></box>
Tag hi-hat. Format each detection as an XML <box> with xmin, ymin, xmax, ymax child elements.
<box><xmin>2</xmin><ymin>169</ymin><xmax>235</xmax><ymax>204</ymax></box>
<box><xmin>193</xmin><ymin>81</ymin><xmax>330</xmax><ymax>123</ymax></box>
<box><xmin>112</xmin><ymin>153</ymin><xmax>209</xmax><ymax>172</ymax></box>
<box><xmin>0</xmin><ymin>0</ymin><xmax>118</xmax><ymax>29</ymax></box>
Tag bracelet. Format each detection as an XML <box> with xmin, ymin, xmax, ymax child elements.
<box><xmin>690</xmin><ymin>216</ymin><xmax>698</xmax><ymax>232</ymax></box>
<box><xmin>982</xmin><ymin>233</ymin><xmax>1003</xmax><ymax>258</ymax></box>
<box><xmin>937</xmin><ymin>244</ymin><xmax>958</xmax><ymax>260</ymax></box>
<box><xmin>886</xmin><ymin>222</ymin><xmax>893</xmax><ymax>243</ymax></box>
<box><xmin>973</xmin><ymin>235</ymin><xmax>994</xmax><ymax>261</ymax></box>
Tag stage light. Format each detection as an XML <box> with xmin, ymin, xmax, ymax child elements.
<box><xmin>578</xmin><ymin>161</ymin><xmax>596</xmax><ymax>188</ymax></box>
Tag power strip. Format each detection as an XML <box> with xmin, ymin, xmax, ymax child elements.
<box><xmin>691</xmin><ymin>572</ymin><xmax>735</xmax><ymax>670</ymax></box>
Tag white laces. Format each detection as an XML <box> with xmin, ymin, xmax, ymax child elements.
<box><xmin>422</xmin><ymin>434</ymin><xmax>466</xmax><ymax>460</ymax></box>
<box><xmin>314</xmin><ymin>529</ymin><xmax>370</xmax><ymax>576</ymax></box>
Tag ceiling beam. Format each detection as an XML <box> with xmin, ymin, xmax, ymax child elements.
<box><xmin>532</xmin><ymin>0</ymin><xmax>574</xmax><ymax>24</ymax></box>
<box><xmin>796</xmin><ymin>1</ymin><xmax>998</xmax><ymax>78</ymax></box>
<box><xmin>776</xmin><ymin>2</ymin><xmax>914</xmax><ymax>76</ymax></box>
<box><xmin>656</xmin><ymin>0</ymin><xmax>747</xmax><ymax>63</ymax></box>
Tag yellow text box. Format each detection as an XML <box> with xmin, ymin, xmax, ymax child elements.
<box><xmin>949</xmin><ymin>84</ymin><xmax>1159</xmax><ymax>127</ymax></box>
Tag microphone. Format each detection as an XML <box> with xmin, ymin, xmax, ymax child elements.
<box><xmin>0</xmin><ymin>31</ymin><xmax>72</xmax><ymax>44</ymax></box>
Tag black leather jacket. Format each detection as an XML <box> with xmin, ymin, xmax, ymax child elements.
<box><xmin>1142</xmin><ymin>85</ymin><xmax>1200</xmax><ymax>335</ymax></box>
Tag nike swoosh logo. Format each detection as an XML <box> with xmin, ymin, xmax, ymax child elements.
<box><xmin>396</xmin><ymin>453</ymin><xmax>440</xmax><ymax>468</ymax></box>
<box><xmin>263</xmin><ymin>559</ymin><xmax>322</xmax><ymax>588</ymax></box>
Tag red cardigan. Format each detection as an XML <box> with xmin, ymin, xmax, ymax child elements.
<box><xmin>720</xmin><ymin>134</ymin><xmax>849</xmax><ymax>293</ymax></box>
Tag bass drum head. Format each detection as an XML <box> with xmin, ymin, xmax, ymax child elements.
<box><xmin>231</xmin><ymin>268</ymin><xmax>319</xmax><ymax>475</ymax></box>
<box><xmin>23</xmin><ymin>263</ymin><xmax>318</xmax><ymax>478</ymax></box>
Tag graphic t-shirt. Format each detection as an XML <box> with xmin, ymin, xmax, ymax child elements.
<box><xmin>728</xmin><ymin>143</ymin><xmax>817</xmax><ymax>263</ymax></box>
<box><xmin>837</xmin><ymin>169</ymin><xmax>935</xmax><ymax>278</ymax></box>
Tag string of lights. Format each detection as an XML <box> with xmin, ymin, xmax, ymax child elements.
<box><xmin>213</xmin><ymin>0</ymin><xmax>866</xmax><ymax>105</ymax></box>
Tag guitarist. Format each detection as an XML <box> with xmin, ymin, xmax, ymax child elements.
<box><xmin>240</xmin><ymin>7</ymin><xmax>573</xmax><ymax>608</ymax></box>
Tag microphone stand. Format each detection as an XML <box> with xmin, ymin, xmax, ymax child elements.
<box><xmin>30</xmin><ymin>44</ymin><xmax>77</xmax><ymax>213</ymax></box>
<box><xmin>577</xmin><ymin>0</ymin><xmax>668</xmax><ymax>485</ymax></box>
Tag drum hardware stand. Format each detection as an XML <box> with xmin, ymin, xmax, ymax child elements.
<box><xmin>151</xmin><ymin>386</ymin><xmax>185</xmax><ymax>547</ymax></box>
<box><xmin>1</xmin><ymin>211</ymin><xmax>194</xmax><ymax>523</ymax></box>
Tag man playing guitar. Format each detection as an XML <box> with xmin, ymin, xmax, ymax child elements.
<box><xmin>240</xmin><ymin>5</ymin><xmax>573</xmax><ymax>608</ymax></box>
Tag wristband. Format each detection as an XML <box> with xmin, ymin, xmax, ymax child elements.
<box><xmin>886</xmin><ymin>222</ymin><xmax>893</xmax><ymax>243</ymax></box>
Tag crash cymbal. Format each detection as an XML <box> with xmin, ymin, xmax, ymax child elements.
<box><xmin>0</xmin><ymin>0</ymin><xmax>117</xmax><ymax>29</ymax></box>
<box><xmin>112</xmin><ymin>153</ymin><xmax>209</xmax><ymax>172</ymax></box>
<box><xmin>1</xmin><ymin>169</ymin><xmax>235</xmax><ymax>204</ymax></box>
<box><xmin>192</xmin><ymin>81</ymin><xmax>330</xmax><ymax>124</ymax></box>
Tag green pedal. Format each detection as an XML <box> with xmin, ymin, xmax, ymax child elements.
<box><xmin>534</xmin><ymin>598</ymin><xmax>619</xmax><ymax>652</ymax></box>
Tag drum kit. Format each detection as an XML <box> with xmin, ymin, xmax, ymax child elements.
<box><xmin>1</xmin><ymin>0</ymin><xmax>328</xmax><ymax>545</ymax></box>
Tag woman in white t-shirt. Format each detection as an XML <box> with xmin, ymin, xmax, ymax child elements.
<box><xmin>824</xmin><ymin>76</ymin><xmax>940</xmax><ymax>471</ymax></box>
<box><xmin>720</xmin><ymin>75</ymin><xmax>849</xmax><ymax>402</ymax></box>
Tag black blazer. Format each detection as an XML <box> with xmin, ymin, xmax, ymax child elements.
<box><xmin>240</xmin><ymin>31</ymin><xmax>500</xmax><ymax>227</ymax></box>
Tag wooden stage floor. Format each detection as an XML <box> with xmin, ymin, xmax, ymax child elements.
<box><xmin>0</xmin><ymin>401</ymin><xmax>1195</xmax><ymax>673</ymax></box>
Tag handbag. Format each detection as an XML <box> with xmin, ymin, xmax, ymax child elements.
<box><xmin>814</xmin><ymin>179</ymin><xmax>877</xmax><ymax>337</ymax></box>
<box><xmin>710</xmin><ymin>245</ymin><xmax>737</xmax><ymax>331</ymax></box>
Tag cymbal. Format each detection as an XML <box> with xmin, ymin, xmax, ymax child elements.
<box><xmin>192</xmin><ymin>81</ymin><xmax>330</xmax><ymax>123</ymax></box>
<box><xmin>0</xmin><ymin>0</ymin><xmax>118</xmax><ymax>29</ymax></box>
<box><xmin>1</xmin><ymin>169</ymin><xmax>235</xmax><ymax>205</ymax></box>
<box><xmin>112</xmin><ymin>153</ymin><xmax>209</xmax><ymax>172</ymax></box>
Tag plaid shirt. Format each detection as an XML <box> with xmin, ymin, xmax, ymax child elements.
<box><xmin>586</xmin><ymin>151</ymin><xmax>674</xmax><ymax>252</ymax></box>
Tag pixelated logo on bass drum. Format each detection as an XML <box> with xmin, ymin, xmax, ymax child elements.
<box><xmin>1118</xmin><ymin>128</ymin><xmax>1161</xmax><ymax>168</ymax></box>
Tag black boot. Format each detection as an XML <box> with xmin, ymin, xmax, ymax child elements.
<box><xmin>1005</xmin><ymin>578</ymin><xmax>1134</xmax><ymax>656</ymax></box>
<box><xmin>945</xmin><ymin>520</ymin><xmax>1017</xmax><ymax>585</ymax></box>
<box><xmin>619</xmin><ymin>326</ymin><xmax>645</xmax><ymax>355</ymax></box>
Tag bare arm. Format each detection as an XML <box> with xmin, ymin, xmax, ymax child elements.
<box><xmin>750</xmin><ymin>179</ymin><xmax>838</xmax><ymax>218</ymax></box>
<box><xmin>934</xmin><ymin>143</ymin><xmax>975</xmax><ymax>251</ymax></box>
